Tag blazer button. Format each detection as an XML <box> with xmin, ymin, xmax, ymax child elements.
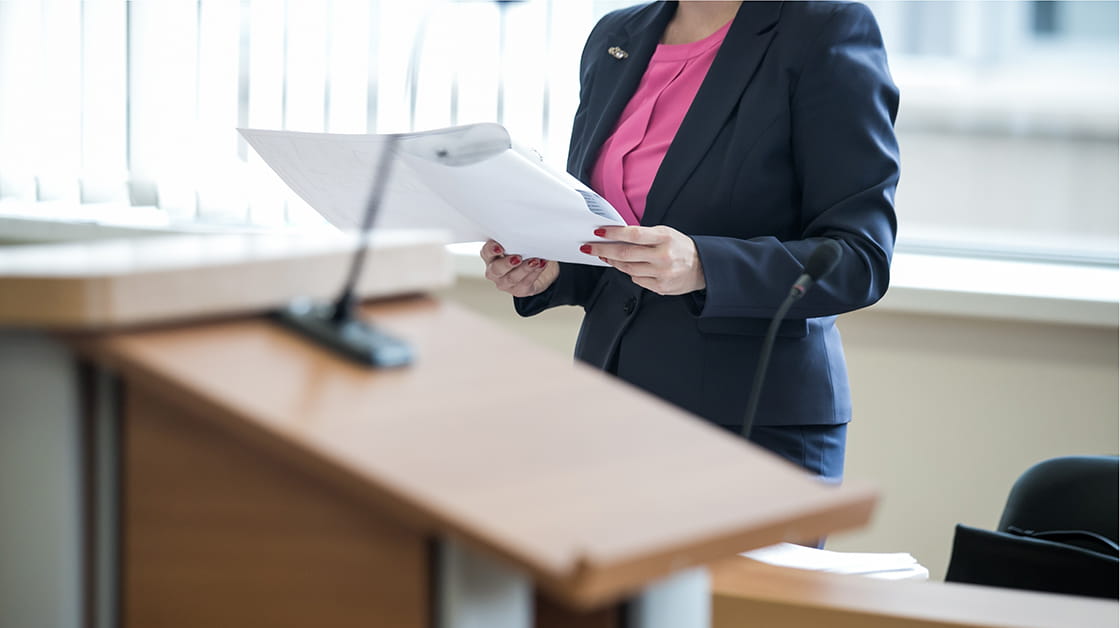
<box><xmin>623</xmin><ymin>297</ymin><xmax>637</xmax><ymax>314</ymax></box>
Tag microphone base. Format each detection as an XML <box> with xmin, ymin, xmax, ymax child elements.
<box><xmin>271</xmin><ymin>299</ymin><xmax>413</xmax><ymax>369</ymax></box>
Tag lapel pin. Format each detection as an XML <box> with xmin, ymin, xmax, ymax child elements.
<box><xmin>608</xmin><ymin>46</ymin><xmax>629</xmax><ymax>60</ymax></box>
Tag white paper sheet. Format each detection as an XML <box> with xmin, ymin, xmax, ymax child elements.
<box><xmin>741</xmin><ymin>543</ymin><xmax>930</xmax><ymax>580</ymax></box>
<box><xmin>239</xmin><ymin>123</ymin><xmax>625</xmax><ymax>266</ymax></box>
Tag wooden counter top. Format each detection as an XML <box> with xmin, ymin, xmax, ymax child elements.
<box><xmin>0</xmin><ymin>230</ymin><xmax>452</xmax><ymax>328</ymax></box>
<box><xmin>711</xmin><ymin>557</ymin><xmax>1118</xmax><ymax>628</ymax></box>
<box><xmin>72</xmin><ymin>296</ymin><xmax>877</xmax><ymax>608</ymax></box>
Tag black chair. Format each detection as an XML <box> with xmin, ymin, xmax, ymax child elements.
<box><xmin>945</xmin><ymin>455</ymin><xmax>1119</xmax><ymax>599</ymax></box>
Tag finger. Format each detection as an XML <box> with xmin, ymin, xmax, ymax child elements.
<box><xmin>507</xmin><ymin>265</ymin><xmax>547</xmax><ymax>296</ymax></box>
<box><xmin>583</xmin><ymin>242</ymin><xmax>656</xmax><ymax>263</ymax></box>
<box><xmin>480</xmin><ymin>239</ymin><xmax>505</xmax><ymax>264</ymax></box>
<box><xmin>594</xmin><ymin>225</ymin><xmax>665</xmax><ymax>245</ymax></box>
<box><xmin>483</xmin><ymin>253</ymin><xmax>524</xmax><ymax>283</ymax></box>
<box><xmin>606</xmin><ymin>259</ymin><xmax>658</xmax><ymax>278</ymax></box>
<box><xmin>496</xmin><ymin>259</ymin><xmax>542</xmax><ymax>292</ymax></box>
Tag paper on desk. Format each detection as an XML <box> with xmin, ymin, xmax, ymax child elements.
<box><xmin>239</xmin><ymin>124</ymin><xmax>624</xmax><ymax>266</ymax></box>
<box><xmin>742</xmin><ymin>543</ymin><xmax>930</xmax><ymax>580</ymax></box>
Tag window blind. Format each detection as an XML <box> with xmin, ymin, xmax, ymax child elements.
<box><xmin>0</xmin><ymin>0</ymin><xmax>591</xmax><ymax>228</ymax></box>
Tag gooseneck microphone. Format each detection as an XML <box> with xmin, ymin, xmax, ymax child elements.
<box><xmin>740</xmin><ymin>240</ymin><xmax>843</xmax><ymax>439</ymax></box>
<box><xmin>271</xmin><ymin>134</ymin><xmax>414</xmax><ymax>368</ymax></box>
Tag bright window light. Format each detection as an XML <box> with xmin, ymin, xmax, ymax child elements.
<box><xmin>0</xmin><ymin>0</ymin><xmax>1115</xmax><ymax>266</ymax></box>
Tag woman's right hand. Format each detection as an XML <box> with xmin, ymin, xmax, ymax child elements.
<box><xmin>480</xmin><ymin>239</ymin><xmax>559</xmax><ymax>298</ymax></box>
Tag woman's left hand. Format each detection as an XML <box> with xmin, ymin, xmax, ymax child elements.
<box><xmin>581</xmin><ymin>225</ymin><xmax>706</xmax><ymax>296</ymax></box>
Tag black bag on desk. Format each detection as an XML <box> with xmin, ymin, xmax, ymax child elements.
<box><xmin>945</xmin><ymin>455</ymin><xmax>1119</xmax><ymax>600</ymax></box>
<box><xmin>946</xmin><ymin>523</ymin><xmax>1119</xmax><ymax>599</ymax></box>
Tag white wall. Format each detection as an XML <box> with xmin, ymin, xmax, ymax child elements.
<box><xmin>894</xmin><ymin>130</ymin><xmax>1118</xmax><ymax>259</ymax></box>
<box><xmin>436</xmin><ymin>277</ymin><xmax>1119</xmax><ymax>581</ymax></box>
<box><xmin>828</xmin><ymin>308</ymin><xmax>1117</xmax><ymax>580</ymax></box>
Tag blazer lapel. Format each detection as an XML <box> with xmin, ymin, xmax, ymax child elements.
<box><xmin>572</xmin><ymin>3</ymin><xmax>675</xmax><ymax>182</ymax></box>
<box><xmin>641</xmin><ymin>1</ymin><xmax>782</xmax><ymax>227</ymax></box>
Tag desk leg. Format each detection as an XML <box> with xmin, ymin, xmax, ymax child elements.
<box><xmin>436</xmin><ymin>539</ymin><xmax>533</xmax><ymax>628</ymax></box>
<box><xmin>434</xmin><ymin>539</ymin><xmax>706</xmax><ymax>628</ymax></box>
<box><xmin>0</xmin><ymin>331</ymin><xmax>84</xmax><ymax>628</ymax></box>
<box><xmin>625</xmin><ymin>567</ymin><xmax>711</xmax><ymax>628</ymax></box>
<box><xmin>86</xmin><ymin>366</ymin><xmax>121</xmax><ymax>628</ymax></box>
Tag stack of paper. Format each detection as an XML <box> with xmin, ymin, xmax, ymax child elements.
<box><xmin>239</xmin><ymin>123</ymin><xmax>625</xmax><ymax>266</ymax></box>
<box><xmin>741</xmin><ymin>543</ymin><xmax>929</xmax><ymax>580</ymax></box>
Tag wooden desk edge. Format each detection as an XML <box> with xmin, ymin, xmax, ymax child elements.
<box><xmin>710</xmin><ymin>557</ymin><xmax>1118</xmax><ymax>628</ymax></box>
<box><xmin>0</xmin><ymin>233</ymin><xmax>454</xmax><ymax>328</ymax></box>
<box><xmin>551</xmin><ymin>487</ymin><xmax>878</xmax><ymax>608</ymax></box>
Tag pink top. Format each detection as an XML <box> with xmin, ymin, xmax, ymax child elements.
<box><xmin>590</xmin><ymin>20</ymin><xmax>732</xmax><ymax>225</ymax></box>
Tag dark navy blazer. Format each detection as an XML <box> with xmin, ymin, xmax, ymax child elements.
<box><xmin>516</xmin><ymin>1</ymin><xmax>900</xmax><ymax>430</ymax></box>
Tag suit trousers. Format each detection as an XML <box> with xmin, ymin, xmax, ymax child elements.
<box><xmin>718</xmin><ymin>422</ymin><xmax>847</xmax><ymax>481</ymax></box>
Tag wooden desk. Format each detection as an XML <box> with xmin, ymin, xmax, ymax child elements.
<box><xmin>1</xmin><ymin>231</ymin><xmax>880</xmax><ymax>627</ymax></box>
<box><xmin>711</xmin><ymin>557</ymin><xmax>1119</xmax><ymax>628</ymax></box>
<box><xmin>0</xmin><ymin>229</ymin><xmax>452</xmax><ymax>327</ymax></box>
<box><xmin>67</xmin><ymin>296</ymin><xmax>876</xmax><ymax>626</ymax></box>
<box><xmin>7</xmin><ymin>232</ymin><xmax>1103</xmax><ymax>628</ymax></box>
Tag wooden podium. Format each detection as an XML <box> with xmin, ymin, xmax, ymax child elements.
<box><xmin>72</xmin><ymin>294</ymin><xmax>883</xmax><ymax>628</ymax></box>
<box><xmin>0</xmin><ymin>231</ymin><xmax>876</xmax><ymax>627</ymax></box>
<box><xmin>6</xmin><ymin>232</ymin><xmax>1110</xmax><ymax>628</ymax></box>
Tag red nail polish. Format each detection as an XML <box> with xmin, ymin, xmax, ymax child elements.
<box><xmin>527</xmin><ymin>258</ymin><xmax>539</xmax><ymax>268</ymax></box>
<box><xmin>509</xmin><ymin>255</ymin><xmax>522</xmax><ymax>265</ymax></box>
<box><xmin>580</xmin><ymin>244</ymin><xmax>592</xmax><ymax>254</ymax></box>
<box><xmin>492</xmin><ymin>244</ymin><xmax>503</xmax><ymax>254</ymax></box>
<box><xmin>594</xmin><ymin>228</ymin><xmax>606</xmax><ymax>237</ymax></box>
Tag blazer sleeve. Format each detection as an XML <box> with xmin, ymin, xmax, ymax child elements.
<box><xmin>691</xmin><ymin>2</ymin><xmax>900</xmax><ymax>320</ymax></box>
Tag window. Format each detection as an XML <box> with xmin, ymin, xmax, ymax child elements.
<box><xmin>1</xmin><ymin>0</ymin><xmax>1115</xmax><ymax>265</ymax></box>
<box><xmin>866</xmin><ymin>0</ymin><xmax>1118</xmax><ymax>264</ymax></box>
<box><xmin>0</xmin><ymin>0</ymin><xmax>600</xmax><ymax>228</ymax></box>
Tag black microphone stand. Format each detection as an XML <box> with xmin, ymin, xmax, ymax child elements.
<box><xmin>741</xmin><ymin>240</ymin><xmax>843</xmax><ymax>439</ymax></box>
<box><xmin>740</xmin><ymin>287</ymin><xmax>800</xmax><ymax>440</ymax></box>
<box><xmin>271</xmin><ymin>135</ymin><xmax>413</xmax><ymax>368</ymax></box>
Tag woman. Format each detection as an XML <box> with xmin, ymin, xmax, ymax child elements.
<box><xmin>480</xmin><ymin>0</ymin><xmax>899</xmax><ymax>480</ymax></box>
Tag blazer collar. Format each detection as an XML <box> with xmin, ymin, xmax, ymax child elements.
<box><xmin>641</xmin><ymin>1</ymin><xmax>782</xmax><ymax>227</ymax></box>
<box><xmin>572</xmin><ymin>1</ymin><xmax>783</xmax><ymax>226</ymax></box>
<box><xmin>575</xmin><ymin>2</ymin><xmax>676</xmax><ymax>182</ymax></box>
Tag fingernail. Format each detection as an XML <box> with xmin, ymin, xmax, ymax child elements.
<box><xmin>580</xmin><ymin>244</ymin><xmax>592</xmax><ymax>254</ymax></box>
<box><xmin>599</xmin><ymin>256</ymin><xmax>608</xmax><ymax>263</ymax></box>
<box><xmin>492</xmin><ymin>244</ymin><xmax>503</xmax><ymax>254</ymax></box>
<box><xmin>509</xmin><ymin>255</ymin><xmax>522</xmax><ymax>265</ymax></box>
<box><xmin>527</xmin><ymin>258</ymin><xmax>539</xmax><ymax>268</ymax></box>
<box><xmin>594</xmin><ymin>228</ymin><xmax>606</xmax><ymax>237</ymax></box>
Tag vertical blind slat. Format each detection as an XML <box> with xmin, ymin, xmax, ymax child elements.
<box><xmin>378</xmin><ymin>1</ymin><xmax>433</xmax><ymax>132</ymax></box>
<box><xmin>502</xmin><ymin>2</ymin><xmax>548</xmax><ymax>153</ymax></box>
<box><xmin>38</xmin><ymin>0</ymin><xmax>83</xmax><ymax>203</ymax></box>
<box><xmin>246</xmin><ymin>0</ymin><xmax>288</xmax><ymax>225</ymax></box>
<box><xmin>127</xmin><ymin>1</ymin><xmax>199</xmax><ymax>214</ymax></box>
<box><xmin>365</xmin><ymin>0</ymin><xmax>382</xmax><ymax>133</ymax></box>
<box><xmin>196</xmin><ymin>0</ymin><xmax>245</xmax><ymax>221</ymax></box>
<box><xmin>413</xmin><ymin>4</ymin><xmax>461</xmax><ymax>131</ymax></box>
<box><xmin>0</xmin><ymin>1</ymin><xmax>598</xmax><ymax>225</ymax></box>
<box><xmin>281</xmin><ymin>0</ymin><xmax>329</xmax><ymax>224</ymax></box>
<box><xmin>541</xmin><ymin>0</ymin><xmax>592</xmax><ymax>168</ymax></box>
<box><xmin>447</xmin><ymin>5</ymin><xmax>500</xmax><ymax>130</ymax></box>
<box><xmin>282</xmin><ymin>1</ymin><xmax>328</xmax><ymax>132</ymax></box>
<box><xmin>80</xmin><ymin>0</ymin><xmax>129</xmax><ymax>205</ymax></box>
<box><xmin>327</xmin><ymin>1</ymin><xmax>370</xmax><ymax>134</ymax></box>
<box><xmin>0</xmin><ymin>2</ymin><xmax>42</xmax><ymax>201</ymax></box>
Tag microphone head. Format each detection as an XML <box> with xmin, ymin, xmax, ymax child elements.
<box><xmin>805</xmin><ymin>240</ymin><xmax>843</xmax><ymax>281</ymax></box>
